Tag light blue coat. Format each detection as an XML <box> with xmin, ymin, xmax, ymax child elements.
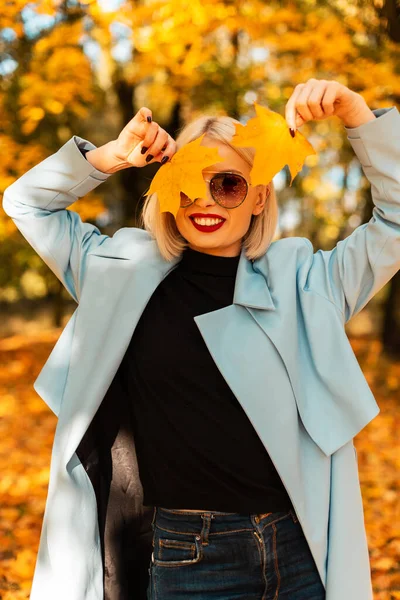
<box><xmin>3</xmin><ymin>106</ymin><xmax>399</xmax><ymax>600</ymax></box>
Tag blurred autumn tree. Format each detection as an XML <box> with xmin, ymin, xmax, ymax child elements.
<box><xmin>0</xmin><ymin>0</ymin><xmax>399</xmax><ymax>352</ymax></box>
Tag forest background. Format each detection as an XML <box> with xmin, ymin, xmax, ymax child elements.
<box><xmin>0</xmin><ymin>0</ymin><xmax>400</xmax><ymax>598</ymax></box>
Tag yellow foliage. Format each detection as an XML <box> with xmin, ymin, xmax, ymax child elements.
<box><xmin>16</xmin><ymin>21</ymin><xmax>95</xmax><ymax>134</ymax></box>
<box><xmin>0</xmin><ymin>136</ymin><xmax>48</xmax><ymax>198</ymax></box>
<box><xmin>0</xmin><ymin>132</ymin><xmax>106</xmax><ymax>243</ymax></box>
<box><xmin>69</xmin><ymin>194</ymin><xmax>108</xmax><ymax>222</ymax></box>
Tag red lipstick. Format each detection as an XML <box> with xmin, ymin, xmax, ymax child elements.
<box><xmin>189</xmin><ymin>213</ymin><xmax>226</xmax><ymax>233</ymax></box>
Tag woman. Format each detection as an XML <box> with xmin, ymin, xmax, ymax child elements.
<box><xmin>2</xmin><ymin>79</ymin><xmax>399</xmax><ymax>600</ymax></box>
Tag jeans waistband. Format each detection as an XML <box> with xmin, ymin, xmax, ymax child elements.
<box><xmin>152</xmin><ymin>507</ymin><xmax>298</xmax><ymax>529</ymax></box>
<box><xmin>158</xmin><ymin>508</ymin><xmax>238</xmax><ymax>515</ymax></box>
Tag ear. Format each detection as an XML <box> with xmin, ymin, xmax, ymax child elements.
<box><xmin>252</xmin><ymin>184</ymin><xmax>270</xmax><ymax>216</ymax></box>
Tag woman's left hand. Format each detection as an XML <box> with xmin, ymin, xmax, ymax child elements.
<box><xmin>285</xmin><ymin>79</ymin><xmax>375</xmax><ymax>131</ymax></box>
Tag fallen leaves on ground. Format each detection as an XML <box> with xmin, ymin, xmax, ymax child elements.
<box><xmin>0</xmin><ymin>331</ymin><xmax>399</xmax><ymax>598</ymax></box>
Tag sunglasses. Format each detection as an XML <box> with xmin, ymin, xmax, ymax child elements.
<box><xmin>180</xmin><ymin>171</ymin><xmax>249</xmax><ymax>209</ymax></box>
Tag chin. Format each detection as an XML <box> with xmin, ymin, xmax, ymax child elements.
<box><xmin>187</xmin><ymin>236</ymin><xmax>224</xmax><ymax>247</ymax></box>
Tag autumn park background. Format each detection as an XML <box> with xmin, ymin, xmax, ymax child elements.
<box><xmin>1</xmin><ymin>0</ymin><xmax>400</xmax><ymax>597</ymax></box>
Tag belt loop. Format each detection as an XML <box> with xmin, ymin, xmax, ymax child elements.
<box><xmin>200</xmin><ymin>513</ymin><xmax>212</xmax><ymax>544</ymax></box>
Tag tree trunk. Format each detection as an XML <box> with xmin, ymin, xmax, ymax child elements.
<box><xmin>361</xmin><ymin>183</ymin><xmax>400</xmax><ymax>358</ymax></box>
<box><xmin>382</xmin><ymin>271</ymin><xmax>400</xmax><ymax>359</ymax></box>
<box><xmin>113</xmin><ymin>79</ymin><xmax>143</xmax><ymax>227</ymax></box>
<box><xmin>52</xmin><ymin>279</ymin><xmax>65</xmax><ymax>328</ymax></box>
<box><xmin>166</xmin><ymin>99</ymin><xmax>183</xmax><ymax>137</ymax></box>
<box><xmin>360</xmin><ymin>184</ymin><xmax>374</xmax><ymax>225</ymax></box>
<box><xmin>380</xmin><ymin>0</ymin><xmax>400</xmax><ymax>43</ymax></box>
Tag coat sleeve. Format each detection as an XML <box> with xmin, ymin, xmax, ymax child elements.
<box><xmin>2</xmin><ymin>136</ymin><xmax>113</xmax><ymax>304</ymax></box>
<box><xmin>303</xmin><ymin>106</ymin><xmax>400</xmax><ymax>324</ymax></box>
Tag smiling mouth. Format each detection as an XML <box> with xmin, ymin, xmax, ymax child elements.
<box><xmin>189</xmin><ymin>217</ymin><xmax>226</xmax><ymax>232</ymax></box>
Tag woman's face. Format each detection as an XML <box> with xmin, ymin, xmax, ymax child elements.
<box><xmin>174</xmin><ymin>136</ymin><xmax>269</xmax><ymax>257</ymax></box>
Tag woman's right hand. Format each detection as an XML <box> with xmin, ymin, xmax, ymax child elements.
<box><xmin>85</xmin><ymin>106</ymin><xmax>178</xmax><ymax>174</ymax></box>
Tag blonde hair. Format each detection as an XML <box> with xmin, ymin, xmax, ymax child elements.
<box><xmin>139</xmin><ymin>114</ymin><xmax>279</xmax><ymax>262</ymax></box>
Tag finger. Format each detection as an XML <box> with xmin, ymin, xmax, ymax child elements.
<box><xmin>123</xmin><ymin>107</ymin><xmax>153</xmax><ymax>140</ymax></box>
<box><xmin>285</xmin><ymin>83</ymin><xmax>305</xmax><ymax>131</ymax></box>
<box><xmin>307</xmin><ymin>80</ymin><xmax>329</xmax><ymax>119</ymax></box>
<box><xmin>154</xmin><ymin>135</ymin><xmax>177</xmax><ymax>164</ymax></box>
<box><xmin>294</xmin><ymin>82</ymin><xmax>315</xmax><ymax>124</ymax></box>
<box><xmin>137</xmin><ymin>106</ymin><xmax>153</xmax><ymax>124</ymax></box>
<box><xmin>140</xmin><ymin>121</ymin><xmax>160</xmax><ymax>156</ymax></box>
<box><xmin>320</xmin><ymin>81</ymin><xmax>341</xmax><ymax>116</ymax></box>
<box><xmin>146</xmin><ymin>129</ymin><xmax>169</xmax><ymax>163</ymax></box>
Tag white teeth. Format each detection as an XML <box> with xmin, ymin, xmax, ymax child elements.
<box><xmin>193</xmin><ymin>218</ymin><xmax>224</xmax><ymax>226</ymax></box>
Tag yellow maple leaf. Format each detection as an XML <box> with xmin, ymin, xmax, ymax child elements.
<box><xmin>146</xmin><ymin>135</ymin><xmax>224</xmax><ymax>218</ymax></box>
<box><xmin>231</xmin><ymin>102</ymin><xmax>316</xmax><ymax>186</ymax></box>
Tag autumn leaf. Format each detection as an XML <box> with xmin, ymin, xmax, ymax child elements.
<box><xmin>146</xmin><ymin>135</ymin><xmax>224</xmax><ymax>218</ymax></box>
<box><xmin>231</xmin><ymin>102</ymin><xmax>317</xmax><ymax>186</ymax></box>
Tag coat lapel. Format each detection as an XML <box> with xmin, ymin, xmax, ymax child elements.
<box><xmin>194</xmin><ymin>243</ymin><xmax>379</xmax><ymax>460</ymax></box>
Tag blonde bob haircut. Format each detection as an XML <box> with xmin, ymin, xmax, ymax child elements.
<box><xmin>139</xmin><ymin>114</ymin><xmax>279</xmax><ymax>262</ymax></box>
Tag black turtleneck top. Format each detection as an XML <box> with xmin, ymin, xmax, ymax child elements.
<box><xmin>117</xmin><ymin>246</ymin><xmax>293</xmax><ymax>513</ymax></box>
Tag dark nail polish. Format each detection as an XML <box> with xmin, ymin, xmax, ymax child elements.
<box><xmin>146</xmin><ymin>154</ymin><xmax>154</xmax><ymax>163</ymax></box>
<box><xmin>141</xmin><ymin>146</ymin><xmax>148</xmax><ymax>154</ymax></box>
<box><xmin>161</xmin><ymin>145</ymin><xmax>167</xmax><ymax>152</ymax></box>
<box><xmin>147</xmin><ymin>116</ymin><xmax>152</xmax><ymax>123</ymax></box>
<box><xmin>289</xmin><ymin>128</ymin><xmax>295</xmax><ymax>138</ymax></box>
<box><xmin>161</xmin><ymin>156</ymin><xmax>169</xmax><ymax>164</ymax></box>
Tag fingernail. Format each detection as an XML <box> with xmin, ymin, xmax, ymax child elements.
<box><xmin>147</xmin><ymin>116</ymin><xmax>152</xmax><ymax>123</ymax></box>
<box><xmin>161</xmin><ymin>144</ymin><xmax>167</xmax><ymax>152</ymax></box>
<box><xmin>161</xmin><ymin>156</ymin><xmax>169</xmax><ymax>164</ymax></box>
<box><xmin>141</xmin><ymin>146</ymin><xmax>148</xmax><ymax>154</ymax></box>
<box><xmin>289</xmin><ymin>128</ymin><xmax>295</xmax><ymax>138</ymax></box>
<box><xmin>146</xmin><ymin>154</ymin><xmax>154</xmax><ymax>163</ymax></box>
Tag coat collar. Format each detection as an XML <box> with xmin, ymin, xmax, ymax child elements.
<box><xmin>98</xmin><ymin>239</ymin><xmax>276</xmax><ymax>311</ymax></box>
<box><xmin>181</xmin><ymin>244</ymin><xmax>276</xmax><ymax>311</ymax></box>
<box><xmin>234</xmin><ymin>246</ymin><xmax>276</xmax><ymax>310</ymax></box>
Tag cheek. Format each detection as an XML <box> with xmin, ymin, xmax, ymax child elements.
<box><xmin>175</xmin><ymin>211</ymin><xmax>185</xmax><ymax>228</ymax></box>
<box><xmin>174</xmin><ymin>212</ymin><xmax>190</xmax><ymax>237</ymax></box>
<box><xmin>232</xmin><ymin>206</ymin><xmax>254</xmax><ymax>229</ymax></box>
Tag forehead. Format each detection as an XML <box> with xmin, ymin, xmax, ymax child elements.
<box><xmin>201</xmin><ymin>142</ymin><xmax>250</xmax><ymax>177</ymax></box>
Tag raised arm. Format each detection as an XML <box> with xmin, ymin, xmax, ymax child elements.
<box><xmin>2</xmin><ymin>136</ymin><xmax>114</xmax><ymax>304</ymax></box>
<box><xmin>302</xmin><ymin>105</ymin><xmax>400</xmax><ymax>323</ymax></box>
<box><xmin>2</xmin><ymin>107</ymin><xmax>177</xmax><ymax>303</ymax></box>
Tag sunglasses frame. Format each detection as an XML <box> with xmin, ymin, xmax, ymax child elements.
<box><xmin>180</xmin><ymin>171</ymin><xmax>250</xmax><ymax>209</ymax></box>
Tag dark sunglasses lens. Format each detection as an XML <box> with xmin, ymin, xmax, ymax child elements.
<box><xmin>210</xmin><ymin>173</ymin><xmax>247</xmax><ymax>207</ymax></box>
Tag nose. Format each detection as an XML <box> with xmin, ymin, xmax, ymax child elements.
<box><xmin>193</xmin><ymin>191</ymin><xmax>216</xmax><ymax>207</ymax></box>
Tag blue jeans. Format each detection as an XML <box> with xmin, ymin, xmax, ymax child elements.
<box><xmin>147</xmin><ymin>507</ymin><xmax>325</xmax><ymax>599</ymax></box>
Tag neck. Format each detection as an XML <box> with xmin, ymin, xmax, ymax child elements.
<box><xmin>187</xmin><ymin>242</ymin><xmax>242</xmax><ymax>258</ymax></box>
